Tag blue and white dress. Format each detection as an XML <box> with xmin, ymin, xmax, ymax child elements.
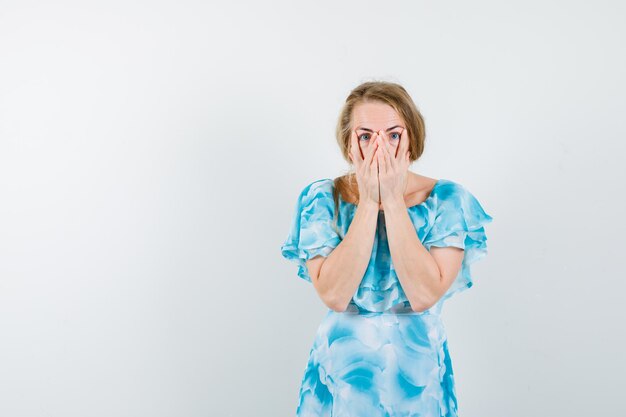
<box><xmin>281</xmin><ymin>178</ymin><xmax>493</xmax><ymax>417</ymax></box>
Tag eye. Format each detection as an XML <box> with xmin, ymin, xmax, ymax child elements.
<box><xmin>390</xmin><ymin>132</ymin><xmax>401</xmax><ymax>140</ymax></box>
<box><xmin>358</xmin><ymin>133</ymin><xmax>370</xmax><ymax>141</ymax></box>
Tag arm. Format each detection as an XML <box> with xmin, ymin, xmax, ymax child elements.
<box><xmin>305</xmin><ymin>200</ymin><xmax>380</xmax><ymax>312</ymax></box>
<box><xmin>382</xmin><ymin>197</ymin><xmax>464</xmax><ymax>312</ymax></box>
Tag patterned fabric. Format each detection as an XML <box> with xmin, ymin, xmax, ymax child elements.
<box><xmin>295</xmin><ymin>310</ymin><xmax>456</xmax><ymax>416</ymax></box>
<box><xmin>280</xmin><ymin>178</ymin><xmax>493</xmax><ymax>416</ymax></box>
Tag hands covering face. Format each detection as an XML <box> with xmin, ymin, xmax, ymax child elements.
<box><xmin>374</xmin><ymin>128</ymin><xmax>411</xmax><ymax>206</ymax></box>
<box><xmin>349</xmin><ymin>128</ymin><xmax>411</xmax><ymax>207</ymax></box>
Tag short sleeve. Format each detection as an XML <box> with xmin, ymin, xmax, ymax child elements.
<box><xmin>280</xmin><ymin>179</ymin><xmax>342</xmax><ymax>283</ymax></box>
<box><xmin>423</xmin><ymin>182</ymin><xmax>494</xmax><ymax>303</ymax></box>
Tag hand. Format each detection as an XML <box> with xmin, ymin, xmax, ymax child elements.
<box><xmin>375</xmin><ymin>128</ymin><xmax>410</xmax><ymax>207</ymax></box>
<box><xmin>348</xmin><ymin>129</ymin><xmax>380</xmax><ymax>206</ymax></box>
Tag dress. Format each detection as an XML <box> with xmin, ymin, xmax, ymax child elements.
<box><xmin>280</xmin><ymin>178</ymin><xmax>493</xmax><ymax>417</ymax></box>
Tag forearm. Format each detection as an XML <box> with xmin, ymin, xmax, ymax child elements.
<box><xmin>383</xmin><ymin>197</ymin><xmax>442</xmax><ymax>311</ymax></box>
<box><xmin>318</xmin><ymin>201</ymin><xmax>379</xmax><ymax>311</ymax></box>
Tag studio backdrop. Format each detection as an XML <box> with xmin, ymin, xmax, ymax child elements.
<box><xmin>0</xmin><ymin>1</ymin><xmax>624</xmax><ymax>416</ymax></box>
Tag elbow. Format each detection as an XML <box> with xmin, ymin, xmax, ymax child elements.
<box><xmin>410</xmin><ymin>297</ymin><xmax>437</xmax><ymax>313</ymax></box>
<box><xmin>411</xmin><ymin>305</ymin><xmax>432</xmax><ymax>313</ymax></box>
<box><xmin>317</xmin><ymin>274</ymin><xmax>349</xmax><ymax>312</ymax></box>
<box><xmin>327</xmin><ymin>297</ymin><xmax>348</xmax><ymax>313</ymax></box>
<box><xmin>409</xmin><ymin>281</ymin><xmax>441</xmax><ymax>313</ymax></box>
<box><xmin>325</xmin><ymin>293</ymin><xmax>349</xmax><ymax>313</ymax></box>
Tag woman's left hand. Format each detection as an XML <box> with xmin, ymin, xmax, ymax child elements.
<box><xmin>376</xmin><ymin>128</ymin><xmax>411</xmax><ymax>207</ymax></box>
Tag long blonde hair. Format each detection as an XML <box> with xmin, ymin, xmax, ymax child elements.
<box><xmin>331</xmin><ymin>81</ymin><xmax>427</xmax><ymax>236</ymax></box>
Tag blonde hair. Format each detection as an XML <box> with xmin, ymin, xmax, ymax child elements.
<box><xmin>331</xmin><ymin>80</ymin><xmax>427</xmax><ymax>236</ymax></box>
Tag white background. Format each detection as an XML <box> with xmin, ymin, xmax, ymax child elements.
<box><xmin>1</xmin><ymin>1</ymin><xmax>624</xmax><ymax>416</ymax></box>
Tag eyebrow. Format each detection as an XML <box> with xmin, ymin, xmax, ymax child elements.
<box><xmin>356</xmin><ymin>125</ymin><xmax>403</xmax><ymax>132</ymax></box>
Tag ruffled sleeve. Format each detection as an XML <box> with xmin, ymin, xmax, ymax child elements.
<box><xmin>422</xmin><ymin>182</ymin><xmax>494</xmax><ymax>303</ymax></box>
<box><xmin>280</xmin><ymin>179</ymin><xmax>342</xmax><ymax>283</ymax></box>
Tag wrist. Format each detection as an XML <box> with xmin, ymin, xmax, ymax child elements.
<box><xmin>357</xmin><ymin>199</ymin><xmax>380</xmax><ymax>213</ymax></box>
<box><xmin>383</xmin><ymin>195</ymin><xmax>405</xmax><ymax>210</ymax></box>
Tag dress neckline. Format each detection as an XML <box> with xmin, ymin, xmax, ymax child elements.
<box><xmin>330</xmin><ymin>178</ymin><xmax>443</xmax><ymax>210</ymax></box>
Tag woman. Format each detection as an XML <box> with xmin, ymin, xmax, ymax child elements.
<box><xmin>280</xmin><ymin>81</ymin><xmax>493</xmax><ymax>416</ymax></box>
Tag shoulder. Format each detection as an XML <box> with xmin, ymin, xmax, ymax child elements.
<box><xmin>295</xmin><ymin>178</ymin><xmax>336</xmax><ymax>215</ymax></box>
<box><xmin>433</xmin><ymin>179</ymin><xmax>479</xmax><ymax>205</ymax></box>
<box><xmin>432</xmin><ymin>179</ymin><xmax>493</xmax><ymax>227</ymax></box>
<box><xmin>299</xmin><ymin>178</ymin><xmax>334</xmax><ymax>198</ymax></box>
<box><xmin>433</xmin><ymin>178</ymin><xmax>468</xmax><ymax>199</ymax></box>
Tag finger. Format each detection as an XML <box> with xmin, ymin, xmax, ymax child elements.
<box><xmin>369</xmin><ymin>134</ymin><xmax>380</xmax><ymax>168</ymax></box>
<box><xmin>395</xmin><ymin>128</ymin><xmax>402</xmax><ymax>158</ymax></box>
<box><xmin>400</xmin><ymin>128</ymin><xmax>409</xmax><ymax>157</ymax></box>
<box><xmin>376</xmin><ymin>133</ymin><xmax>388</xmax><ymax>175</ymax></box>
<box><xmin>377</xmin><ymin>144</ymin><xmax>386</xmax><ymax>175</ymax></box>
<box><xmin>382</xmin><ymin>136</ymin><xmax>393</xmax><ymax>172</ymax></box>
<box><xmin>350</xmin><ymin>130</ymin><xmax>362</xmax><ymax>168</ymax></box>
<box><xmin>349</xmin><ymin>130</ymin><xmax>356</xmax><ymax>160</ymax></box>
<box><xmin>370</xmin><ymin>146</ymin><xmax>378</xmax><ymax>177</ymax></box>
<box><xmin>365</xmin><ymin>132</ymin><xmax>379</xmax><ymax>166</ymax></box>
<box><xmin>398</xmin><ymin>147</ymin><xmax>408</xmax><ymax>170</ymax></box>
<box><xmin>352</xmin><ymin>131</ymin><xmax>366</xmax><ymax>175</ymax></box>
<box><xmin>392</xmin><ymin>129</ymin><xmax>399</xmax><ymax>159</ymax></box>
<box><xmin>380</xmin><ymin>131</ymin><xmax>395</xmax><ymax>170</ymax></box>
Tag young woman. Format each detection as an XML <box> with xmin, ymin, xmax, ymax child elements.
<box><xmin>281</xmin><ymin>81</ymin><xmax>494</xmax><ymax>416</ymax></box>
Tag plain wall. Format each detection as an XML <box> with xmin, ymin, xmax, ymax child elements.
<box><xmin>1</xmin><ymin>1</ymin><xmax>624</xmax><ymax>416</ymax></box>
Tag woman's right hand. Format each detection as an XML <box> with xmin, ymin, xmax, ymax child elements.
<box><xmin>348</xmin><ymin>129</ymin><xmax>380</xmax><ymax>207</ymax></box>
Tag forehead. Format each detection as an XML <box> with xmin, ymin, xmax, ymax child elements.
<box><xmin>352</xmin><ymin>101</ymin><xmax>402</xmax><ymax>128</ymax></box>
